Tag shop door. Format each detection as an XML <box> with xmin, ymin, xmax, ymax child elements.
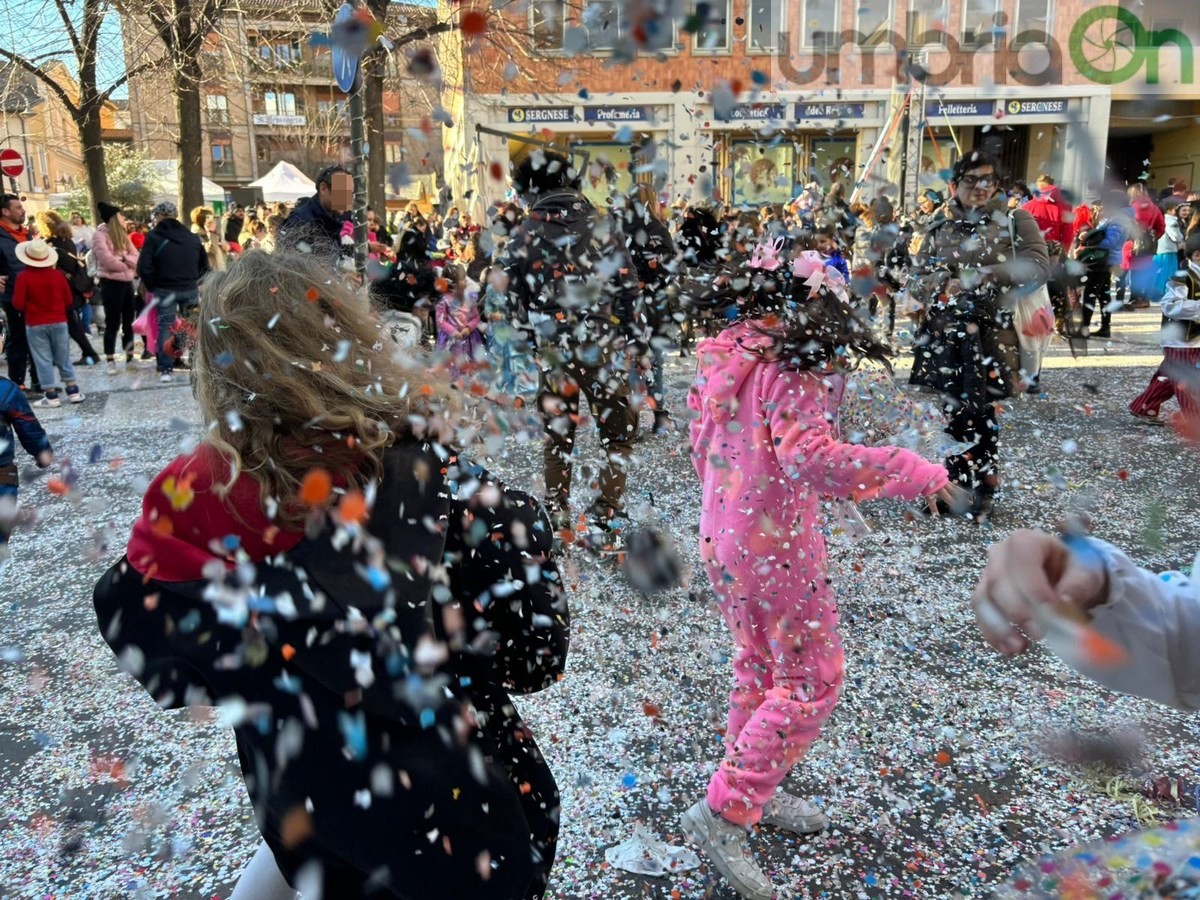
<box><xmin>807</xmin><ymin>137</ymin><xmax>857</xmax><ymax>191</ymax></box>
<box><xmin>975</xmin><ymin>127</ymin><xmax>1029</xmax><ymax>186</ymax></box>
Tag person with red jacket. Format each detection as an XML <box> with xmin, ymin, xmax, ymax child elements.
<box><xmin>11</xmin><ymin>238</ymin><xmax>85</xmax><ymax>407</ymax></box>
<box><xmin>1127</xmin><ymin>183</ymin><xmax>1167</xmax><ymax>307</ymax></box>
<box><xmin>1022</xmin><ymin>174</ymin><xmax>1074</xmax><ymax>246</ymax></box>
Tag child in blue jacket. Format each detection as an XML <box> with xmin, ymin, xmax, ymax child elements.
<box><xmin>0</xmin><ymin>334</ymin><xmax>54</xmax><ymax>549</ymax></box>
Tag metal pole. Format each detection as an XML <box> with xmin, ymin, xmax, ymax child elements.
<box><xmin>348</xmin><ymin>61</ymin><xmax>367</xmax><ymax>276</ymax></box>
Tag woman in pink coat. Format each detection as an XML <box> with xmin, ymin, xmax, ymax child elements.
<box><xmin>91</xmin><ymin>202</ymin><xmax>140</xmax><ymax>374</ymax></box>
<box><xmin>681</xmin><ymin>260</ymin><xmax>960</xmax><ymax>900</ymax></box>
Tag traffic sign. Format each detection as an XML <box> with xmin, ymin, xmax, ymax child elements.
<box><xmin>0</xmin><ymin>148</ymin><xmax>23</xmax><ymax>179</ymax></box>
<box><xmin>331</xmin><ymin>2</ymin><xmax>360</xmax><ymax>94</ymax></box>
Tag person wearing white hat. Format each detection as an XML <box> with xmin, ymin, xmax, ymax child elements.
<box><xmin>11</xmin><ymin>238</ymin><xmax>85</xmax><ymax>407</ymax></box>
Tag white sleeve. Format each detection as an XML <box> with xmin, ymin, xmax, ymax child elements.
<box><xmin>1075</xmin><ymin>540</ymin><xmax>1200</xmax><ymax>710</ymax></box>
<box><xmin>1160</xmin><ymin>283</ymin><xmax>1200</xmax><ymax>322</ymax></box>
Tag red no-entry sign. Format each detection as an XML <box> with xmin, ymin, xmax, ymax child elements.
<box><xmin>0</xmin><ymin>148</ymin><xmax>24</xmax><ymax>179</ymax></box>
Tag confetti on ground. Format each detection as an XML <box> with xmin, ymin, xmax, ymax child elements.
<box><xmin>1</xmin><ymin>312</ymin><xmax>1198</xmax><ymax>898</ymax></box>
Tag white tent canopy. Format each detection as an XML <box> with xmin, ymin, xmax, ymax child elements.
<box><xmin>250</xmin><ymin>161</ymin><xmax>317</xmax><ymax>203</ymax></box>
<box><xmin>146</xmin><ymin>160</ymin><xmax>225</xmax><ymax>207</ymax></box>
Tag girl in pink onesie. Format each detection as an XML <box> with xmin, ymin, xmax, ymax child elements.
<box><xmin>681</xmin><ymin>264</ymin><xmax>958</xmax><ymax>900</ymax></box>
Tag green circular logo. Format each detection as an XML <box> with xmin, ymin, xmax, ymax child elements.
<box><xmin>1069</xmin><ymin>5</ymin><xmax>1148</xmax><ymax>85</ymax></box>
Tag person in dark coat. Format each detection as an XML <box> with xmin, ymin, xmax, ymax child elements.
<box><xmin>907</xmin><ymin>151</ymin><xmax>1049</xmax><ymax>523</ymax></box>
<box><xmin>37</xmin><ymin>210</ymin><xmax>98</xmax><ymax>365</ymax></box>
<box><xmin>277</xmin><ymin>165</ymin><xmax>353</xmax><ymax>266</ymax></box>
<box><xmin>620</xmin><ymin>184</ymin><xmax>678</xmax><ymax>434</ymax></box>
<box><xmin>92</xmin><ymin>250</ymin><xmax>568</xmax><ymax>900</ymax></box>
<box><xmin>138</xmin><ymin>202</ymin><xmax>210</xmax><ymax>378</ymax></box>
<box><xmin>500</xmin><ymin>152</ymin><xmax>638</xmax><ymax>545</ymax></box>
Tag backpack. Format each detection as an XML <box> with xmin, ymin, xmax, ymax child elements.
<box><xmin>1130</xmin><ymin>220</ymin><xmax>1157</xmax><ymax>258</ymax></box>
<box><xmin>85</xmin><ymin>249</ymin><xmax>98</xmax><ymax>279</ymax></box>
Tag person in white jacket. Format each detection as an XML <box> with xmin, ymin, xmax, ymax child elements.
<box><xmin>972</xmin><ymin>529</ymin><xmax>1200</xmax><ymax>711</ymax></box>
<box><xmin>1129</xmin><ymin>231</ymin><xmax>1200</xmax><ymax>424</ymax></box>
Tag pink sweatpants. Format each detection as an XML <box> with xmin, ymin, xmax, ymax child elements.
<box><xmin>1129</xmin><ymin>347</ymin><xmax>1200</xmax><ymax>420</ymax></box>
<box><xmin>702</xmin><ymin>542</ymin><xmax>845</xmax><ymax>826</ymax></box>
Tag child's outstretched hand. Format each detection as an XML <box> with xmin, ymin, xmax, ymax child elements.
<box><xmin>36</xmin><ymin>450</ymin><xmax>54</xmax><ymax>469</ymax></box>
<box><xmin>926</xmin><ymin>483</ymin><xmax>972</xmax><ymax>516</ymax></box>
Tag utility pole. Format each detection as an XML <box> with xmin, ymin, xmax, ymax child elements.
<box><xmin>901</xmin><ymin>50</ymin><xmax>928</xmax><ymax>214</ymax></box>
<box><xmin>349</xmin><ymin>70</ymin><xmax>367</xmax><ymax>276</ymax></box>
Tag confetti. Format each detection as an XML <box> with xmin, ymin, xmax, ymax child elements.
<box><xmin>298</xmin><ymin>469</ymin><xmax>333</xmax><ymax>506</ymax></box>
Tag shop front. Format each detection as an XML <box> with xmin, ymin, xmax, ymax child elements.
<box><xmin>709</xmin><ymin>100</ymin><xmax>881</xmax><ymax>208</ymax></box>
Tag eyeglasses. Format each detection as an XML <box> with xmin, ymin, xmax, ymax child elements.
<box><xmin>960</xmin><ymin>174</ymin><xmax>997</xmax><ymax>189</ymax></box>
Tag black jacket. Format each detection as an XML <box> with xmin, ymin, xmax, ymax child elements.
<box><xmin>501</xmin><ymin>189</ymin><xmax>636</xmax><ymax>343</ymax></box>
<box><xmin>137</xmin><ymin>219</ymin><xmax>209</xmax><ymax>294</ymax></box>
<box><xmin>92</xmin><ymin>441</ymin><xmax>568</xmax><ymax>898</ymax></box>
<box><xmin>277</xmin><ymin>195</ymin><xmax>350</xmax><ymax>265</ymax></box>
<box><xmin>47</xmin><ymin>234</ymin><xmax>87</xmax><ymax>307</ymax></box>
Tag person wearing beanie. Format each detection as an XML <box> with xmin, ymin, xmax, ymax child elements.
<box><xmin>12</xmin><ymin>239</ymin><xmax>85</xmax><ymax>407</ymax></box>
<box><xmin>138</xmin><ymin>202</ymin><xmax>208</xmax><ymax>381</ymax></box>
<box><xmin>91</xmin><ymin>203</ymin><xmax>140</xmax><ymax>374</ymax></box>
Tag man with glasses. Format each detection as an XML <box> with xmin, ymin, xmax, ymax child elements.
<box><xmin>908</xmin><ymin>151</ymin><xmax>1050</xmax><ymax>523</ymax></box>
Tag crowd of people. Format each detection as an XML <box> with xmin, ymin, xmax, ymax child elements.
<box><xmin>0</xmin><ymin>149</ymin><xmax>1198</xmax><ymax>900</ymax></box>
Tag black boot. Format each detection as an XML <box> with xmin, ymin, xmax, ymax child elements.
<box><xmin>971</xmin><ymin>491</ymin><xmax>995</xmax><ymax>525</ymax></box>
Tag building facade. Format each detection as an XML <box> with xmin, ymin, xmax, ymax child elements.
<box><xmin>440</xmin><ymin>0</ymin><xmax>1197</xmax><ymax>214</ymax></box>
<box><xmin>122</xmin><ymin>0</ymin><xmax>443</xmax><ymax>206</ymax></box>
<box><xmin>0</xmin><ymin>62</ymin><xmax>87</xmax><ymax>210</ymax></box>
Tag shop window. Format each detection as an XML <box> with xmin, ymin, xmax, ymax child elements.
<box><xmin>212</xmin><ymin>141</ymin><xmax>235</xmax><ymax>177</ymax></box>
<box><xmin>962</xmin><ymin>0</ymin><xmax>1004</xmax><ymax>47</ymax></box>
<box><xmin>907</xmin><ymin>0</ymin><xmax>949</xmax><ymax>47</ymax></box>
<box><xmin>695</xmin><ymin>0</ymin><xmax>730</xmax><ymax>50</ymax></box>
<box><xmin>809</xmin><ymin>137</ymin><xmax>856</xmax><ymax>188</ymax></box>
<box><xmin>578</xmin><ymin>143</ymin><xmax>634</xmax><ymax>208</ymax></box>
<box><xmin>748</xmin><ymin>0</ymin><xmax>784</xmax><ymax>52</ymax></box>
<box><xmin>800</xmin><ymin>0</ymin><xmax>839</xmax><ymax>49</ymax></box>
<box><xmin>532</xmin><ymin>0</ymin><xmax>567</xmax><ymax>50</ymax></box>
<box><xmin>206</xmin><ymin>93</ymin><xmax>229</xmax><ymax>126</ymax></box>
<box><xmin>1013</xmin><ymin>0</ymin><xmax>1052</xmax><ymax>44</ymax></box>
<box><xmin>731</xmin><ymin>142</ymin><xmax>794</xmax><ymax>205</ymax></box>
<box><xmin>583</xmin><ymin>0</ymin><xmax>621</xmax><ymax>50</ymax></box>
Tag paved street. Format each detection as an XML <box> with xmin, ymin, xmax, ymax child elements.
<box><xmin>1</xmin><ymin>309</ymin><xmax>1198</xmax><ymax>899</ymax></box>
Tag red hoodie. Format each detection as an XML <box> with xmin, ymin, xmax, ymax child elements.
<box><xmin>1023</xmin><ymin>186</ymin><xmax>1074</xmax><ymax>246</ymax></box>
<box><xmin>1130</xmin><ymin>195</ymin><xmax>1166</xmax><ymax>241</ymax></box>
<box><xmin>12</xmin><ymin>266</ymin><xmax>73</xmax><ymax>326</ymax></box>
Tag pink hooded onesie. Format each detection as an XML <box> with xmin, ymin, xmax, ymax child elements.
<box><xmin>688</xmin><ymin>320</ymin><xmax>949</xmax><ymax>825</ymax></box>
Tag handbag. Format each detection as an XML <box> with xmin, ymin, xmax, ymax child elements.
<box><xmin>1007</xmin><ymin>216</ymin><xmax>1054</xmax><ymax>383</ymax></box>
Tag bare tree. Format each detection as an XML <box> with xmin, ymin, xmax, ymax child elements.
<box><xmin>0</xmin><ymin>0</ymin><xmax>158</xmax><ymax>214</ymax></box>
<box><xmin>116</xmin><ymin>0</ymin><xmax>231</xmax><ymax>214</ymax></box>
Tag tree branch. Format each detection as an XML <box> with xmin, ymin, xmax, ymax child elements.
<box><xmin>99</xmin><ymin>57</ymin><xmax>160</xmax><ymax>102</ymax></box>
<box><xmin>0</xmin><ymin>48</ymin><xmax>80</xmax><ymax>117</ymax></box>
<box><xmin>52</xmin><ymin>0</ymin><xmax>85</xmax><ymax>61</ymax></box>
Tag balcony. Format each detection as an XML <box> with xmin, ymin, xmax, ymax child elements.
<box><xmin>207</xmin><ymin>110</ymin><xmax>232</xmax><ymax>127</ymax></box>
<box><xmin>212</xmin><ymin>160</ymin><xmax>236</xmax><ymax>178</ymax></box>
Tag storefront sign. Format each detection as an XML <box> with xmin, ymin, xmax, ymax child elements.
<box><xmin>925</xmin><ymin>100</ymin><xmax>995</xmax><ymax>118</ymax></box>
<box><xmin>1004</xmin><ymin>98</ymin><xmax>1068</xmax><ymax>115</ymax></box>
<box><xmin>794</xmin><ymin>102</ymin><xmax>866</xmax><ymax>120</ymax></box>
<box><xmin>507</xmin><ymin>106</ymin><xmax>574</xmax><ymax>124</ymax></box>
<box><xmin>584</xmin><ymin>106</ymin><xmax>650</xmax><ymax>122</ymax></box>
<box><xmin>725</xmin><ymin>104</ymin><xmax>788</xmax><ymax>121</ymax></box>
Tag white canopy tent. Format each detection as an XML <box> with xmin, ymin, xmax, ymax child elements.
<box><xmin>250</xmin><ymin>161</ymin><xmax>317</xmax><ymax>203</ymax></box>
<box><xmin>146</xmin><ymin>160</ymin><xmax>225</xmax><ymax>207</ymax></box>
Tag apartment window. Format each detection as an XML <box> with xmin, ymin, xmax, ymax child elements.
<box><xmin>907</xmin><ymin>0</ymin><xmax>949</xmax><ymax>47</ymax></box>
<box><xmin>748</xmin><ymin>0</ymin><xmax>784</xmax><ymax>51</ymax></box>
<box><xmin>583</xmin><ymin>0</ymin><xmax>621</xmax><ymax>51</ymax></box>
<box><xmin>264</xmin><ymin>91</ymin><xmax>298</xmax><ymax>116</ymax></box>
<box><xmin>1013</xmin><ymin>0</ymin><xmax>1052</xmax><ymax>44</ymax></box>
<box><xmin>273</xmin><ymin>39</ymin><xmax>302</xmax><ymax>66</ymax></box>
<box><xmin>694</xmin><ymin>0</ymin><xmax>730</xmax><ymax>50</ymax></box>
<box><xmin>962</xmin><ymin>0</ymin><xmax>1004</xmax><ymax>47</ymax></box>
<box><xmin>856</xmin><ymin>0</ymin><xmax>892</xmax><ymax>46</ymax></box>
<box><xmin>211</xmin><ymin>141</ymin><xmax>235</xmax><ymax>177</ymax></box>
<box><xmin>206</xmin><ymin>93</ymin><xmax>229</xmax><ymax>126</ymax></box>
<box><xmin>386</xmin><ymin>142</ymin><xmax>403</xmax><ymax>164</ymax></box>
<box><xmin>801</xmin><ymin>0</ymin><xmax>839</xmax><ymax>48</ymax></box>
<box><xmin>532</xmin><ymin>0</ymin><xmax>566</xmax><ymax>50</ymax></box>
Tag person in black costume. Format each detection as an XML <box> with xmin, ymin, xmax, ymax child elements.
<box><xmin>92</xmin><ymin>250</ymin><xmax>568</xmax><ymax>900</ymax></box>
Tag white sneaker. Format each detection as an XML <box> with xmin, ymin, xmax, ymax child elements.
<box><xmin>159</xmin><ymin>373</ymin><xmax>173</xmax><ymax>383</ymax></box>
<box><xmin>67</xmin><ymin>391</ymin><xmax>85</xmax><ymax>404</ymax></box>
<box><xmin>680</xmin><ymin>800</ymin><xmax>774</xmax><ymax>900</ymax></box>
<box><xmin>761</xmin><ymin>791</ymin><xmax>828</xmax><ymax>835</ymax></box>
<box><xmin>105</xmin><ymin>361</ymin><xmax>118</xmax><ymax>375</ymax></box>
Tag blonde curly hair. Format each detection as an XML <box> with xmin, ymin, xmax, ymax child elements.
<box><xmin>194</xmin><ymin>249</ymin><xmax>452</xmax><ymax>523</ymax></box>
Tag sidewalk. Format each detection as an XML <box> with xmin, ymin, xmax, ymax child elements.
<box><xmin>0</xmin><ymin>307</ymin><xmax>1196</xmax><ymax>898</ymax></box>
